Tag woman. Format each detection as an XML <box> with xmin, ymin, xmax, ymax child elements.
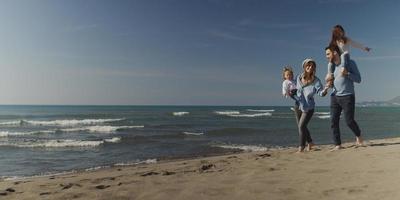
<box><xmin>294</xmin><ymin>59</ymin><xmax>328</xmax><ymax>152</ymax></box>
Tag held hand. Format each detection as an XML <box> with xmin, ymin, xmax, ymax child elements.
<box><xmin>326</xmin><ymin>81</ymin><xmax>333</xmax><ymax>88</ymax></box>
<box><xmin>341</xmin><ymin>67</ymin><xmax>349</xmax><ymax>77</ymax></box>
<box><xmin>321</xmin><ymin>86</ymin><xmax>329</xmax><ymax>96</ymax></box>
<box><xmin>325</xmin><ymin>73</ymin><xmax>334</xmax><ymax>82</ymax></box>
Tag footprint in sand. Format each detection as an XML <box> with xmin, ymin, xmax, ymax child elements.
<box><xmin>308</xmin><ymin>169</ymin><xmax>330</xmax><ymax>174</ymax></box>
<box><xmin>323</xmin><ymin>185</ymin><xmax>367</xmax><ymax>196</ymax></box>
<box><xmin>277</xmin><ymin>187</ymin><xmax>296</xmax><ymax>194</ymax></box>
<box><xmin>162</xmin><ymin>171</ymin><xmax>176</xmax><ymax>176</ymax></box>
<box><xmin>95</xmin><ymin>185</ymin><xmax>111</xmax><ymax>190</ymax></box>
<box><xmin>5</xmin><ymin>188</ymin><xmax>15</xmax><ymax>193</ymax></box>
<box><xmin>347</xmin><ymin>188</ymin><xmax>364</xmax><ymax>194</ymax></box>
<box><xmin>0</xmin><ymin>188</ymin><xmax>16</xmax><ymax>196</ymax></box>
<box><xmin>141</xmin><ymin>171</ymin><xmax>160</xmax><ymax>177</ymax></box>
<box><xmin>60</xmin><ymin>183</ymin><xmax>82</xmax><ymax>190</ymax></box>
<box><xmin>368</xmin><ymin>169</ymin><xmax>384</xmax><ymax>173</ymax></box>
<box><xmin>199</xmin><ymin>164</ymin><xmax>215</xmax><ymax>172</ymax></box>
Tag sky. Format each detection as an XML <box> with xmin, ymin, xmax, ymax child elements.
<box><xmin>0</xmin><ymin>0</ymin><xmax>399</xmax><ymax>105</ymax></box>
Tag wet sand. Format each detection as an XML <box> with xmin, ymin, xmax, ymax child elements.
<box><xmin>1</xmin><ymin>137</ymin><xmax>400</xmax><ymax>200</ymax></box>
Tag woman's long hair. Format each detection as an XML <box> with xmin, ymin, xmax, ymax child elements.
<box><xmin>303</xmin><ymin>61</ymin><xmax>316</xmax><ymax>84</ymax></box>
<box><xmin>329</xmin><ymin>24</ymin><xmax>347</xmax><ymax>47</ymax></box>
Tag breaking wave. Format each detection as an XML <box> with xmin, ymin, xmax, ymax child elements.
<box><xmin>22</xmin><ymin>118</ymin><xmax>124</xmax><ymax>126</ymax></box>
<box><xmin>317</xmin><ymin>115</ymin><xmax>330</xmax><ymax>119</ymax></box>
<box><xmin>215</xmin><ymin>110</ymin><xmax>272</xmax><ymax>118</ymax></box>
<box><xmin>173</xmin><ymin>112</ymin><xmax>189</xmax><ymax>116</ymax></box>
<box><xmin>315</xmin><ymin>112</ymin><xmax>330</xmax><ymax>115</ymax></box>
<box><xmin>0</xmin><ymin>139</ymin><xmax>104</xmax><ymax>148</ymax></box>
<box><xmin>104</xmin><ymin>137</ymin><xmax>121</xmax><ymax>143</ymax></box>
<box><xmin>114</xmin><ymin>159</ymin><xmax>157</xmax><ymax>166</ymax></box>
<box><xmin>247</xmin><ymin>109</ymin><xmax>275</xmax><ymax>112</ymax></box>
<box><xmin>183</xmin><ymin>132</ymin><xmax>204</xmax><ymax>136</ymax></box>
<box><xmin>0</xmin><ymin>130</ymin><xmax>56</xmax><ymax>137</ymax></box>
<box><xmin>59</xmin><ymin>125</ymin><xmax>144</xmax><ymax>133</ymax></box>
<box><xmin>227</xmin><ymin>113</ymin><xmax>272</xmax><ymax>117</ymax></box>
<box><xmin>215</xmin><ymin>144</ymin><xmax>269</xmax><ymax>152</ymax></box>
<box><xmin>0</xmin><ymin>121</ymin><xmax>22</xmax><ymax>126</ymax></box>
<box><xmin>0</xmin><ymin>137</ymin><xmax>123</xmax><ymax>148</ymax></box>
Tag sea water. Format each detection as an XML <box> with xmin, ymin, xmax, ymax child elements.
<box><xmin>0</xmin><ymin>105</ymin><xmax>399</xmax><ymax>178</ymax></box>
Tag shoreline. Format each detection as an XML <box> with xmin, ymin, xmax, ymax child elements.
<box><xmin>1</xmin><ymin>137</ymin><xmax>400</xmax><ymax>199</ymax></box>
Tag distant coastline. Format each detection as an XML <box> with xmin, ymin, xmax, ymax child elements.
<box><xmin>356</xmin><ymin>96</ymin><xmax>400</xmax><ymax>107</ymax></box>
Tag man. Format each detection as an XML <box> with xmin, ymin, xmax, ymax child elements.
<box><xmin>325</xmin><ymin>45</ymin><xmax>363</xmax><ymax>150</ymax></box>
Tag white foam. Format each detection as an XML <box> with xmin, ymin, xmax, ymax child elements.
<box><xmin>3</xmin><ymin>170</ymin><xmax>77</xmax><ymax>181</ymax></box>
<box><xmin>39</xmin><ymin>130</ymin><xmax>57</xmax><ymax>134</ymax></box>
<box><xmin>247</xmin><ymin>109</ymin><xmax>275</xmax><ymax>112</ymax></box>
<box><xmin>60</xmin><ymin>125</ymin><xmax>144</xmax><ymax>133</ymax></box>
<box><xmin>173</xmin><ymin>112</ymin><xmax>189</xmax><ymax>116</ymax></box>
<box><xmin>0</xmin><ymin>139</ymin><xmax>104</xmax><ymax>148</ymax></box>
<box><xmin>227</xmin><ymin>112</ymin><xmax>272</xmax><ymax>117</ymax></box>
<box><xmin>104</xmin><ymin>137</ymin><xmax>121</xmax><ymax>143</ymax></box>
<box><xmin>3</xmin><ymin>158</ymin><xmax>158</xmax><ymax>181</ymax></box>
<box><xmin>216</xmin><ymin>144</ymin><xmax>269</xmax><ymax>152</ymax></box>
<box><xmin>85</xmin><ymin>166</ymin><xmax>110</xmax><ymax>172</ymax></box>
<box><xmin>23</xmin><ymin>118</ymin><xmax>124</xmax><ymax>126</ymax></box>
<box><xmin>215</xmin><ymin>110</ymin><xmax>272</xmax><ymax>118</ymax></box>
<box><xmin>315</xmin><ymin>112</ymin><xmax>330</xmax><ymax>115</ymax></box>
<box><xmin>215</xmin><ymin>111</ymin><xmax>240</xmax><ymax>115</ymax></box>
<box><xmin>114</xmin><ymin>159</ymin><xmax>157</xmax><ymax>166</ymax></box>
<box><xmin>0</xmin><ymin>130</ymin><xmax>56</xmax><ymax>137</ymax></box>
<box><xmin>183</xmin><ymin>132</ymin><xmax>204</xmax><ymax>136</ymax></box>
<box><xmin>0</xmin><ymin>120</ymin><xmax>22</xmax><ymax>126</ymax></box>
<box><xmin>0</xmin><ymin>131</ymin><xmax>32</xmax><ymax>137</ymax></box>
<box><xmin>317</xmin><ymin>115</ymin><xmax>330</xmax><ymax>119</ymax></box>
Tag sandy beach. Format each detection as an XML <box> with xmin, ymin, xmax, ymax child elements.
<box><xmin>1</xmin><ymin>137</ymin><xmax>400</xmax><ymax>200</ymax></box>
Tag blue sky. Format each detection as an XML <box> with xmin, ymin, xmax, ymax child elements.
<box><xmin>0</xmin><ymin>0</ymin><xmax>399</xmax><ymax>105</ymax></box>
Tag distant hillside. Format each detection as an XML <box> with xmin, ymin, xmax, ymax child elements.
<box><xmin>356</xmin><ymin>96</ymin><xmax>400</xmax><ymax>107</ymax></box>
<box><xmin>387</xmin><ymin>96</ymin><xmax>400</xmax><ymax>104</ymax></box>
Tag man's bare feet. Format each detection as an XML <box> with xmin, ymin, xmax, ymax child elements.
<box><xmin>356</xmin><ymin>136</ymin><xmax>363</xmax><ymax>146</ymax></box>
<box><xmin>307</xmin><ymin>143</ymin><xmax>314</xmax><ymax>151</ymax></box>
<box><xmin>330</xmin><ymin>145</ymin><xmax>343</xmax><ymax>151</ymax></box>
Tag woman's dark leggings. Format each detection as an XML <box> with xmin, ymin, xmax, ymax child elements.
<box><xmin>294</xmin><ymin>106</ymin><xmax>314</xmax><ymax>148</ymax></box>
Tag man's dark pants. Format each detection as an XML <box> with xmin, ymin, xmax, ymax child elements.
<box><xmin>330</xmin><ymin>94</ymin><xmax>361</xmax><ymax>145</ymax></box>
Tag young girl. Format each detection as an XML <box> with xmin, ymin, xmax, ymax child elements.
<box><xmin>281</xmin><ymin>66</ymin><xmax>297</xmax><ymax>101</ymax></box>
<box><xmin>326</xmin><ymin>25</ymin><xmax>371</xmax><ymax>84</ymax></box>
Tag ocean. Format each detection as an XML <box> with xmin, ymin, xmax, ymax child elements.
<box><xmin>0</xmin><ymin>105</ymin><xmax>399</xmax><ymax>178</ymax></box>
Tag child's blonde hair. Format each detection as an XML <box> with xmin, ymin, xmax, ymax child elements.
<box><xmin>282</xmin><ymin>66</ymin><xmax>294</xmax><ymax>80</ymax></box>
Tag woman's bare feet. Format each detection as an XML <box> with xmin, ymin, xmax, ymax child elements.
<box><xmin>307</xmin><ymin>143</ymin><xmax>314</xmax><ymax>151</ymax></box>
<box><xmin>296</xmin><ymin>146</ymin><xmax>305</xmax><ymax>153</ymax></box>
